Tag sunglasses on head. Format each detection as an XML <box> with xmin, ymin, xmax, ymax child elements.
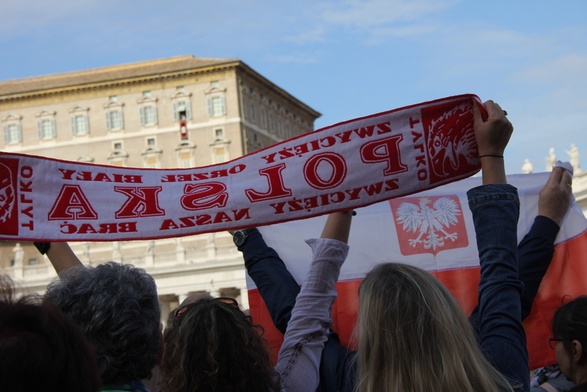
<box><xmin>173</xmin><ymin>296</ymin><xmax>239</xmax><ymax>319</ymax></box>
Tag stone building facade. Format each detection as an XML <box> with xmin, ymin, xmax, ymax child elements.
<box><xmin>0</xmin><ymin>55</ymin><xmax>320</xmax><ymax>319</ymax></box>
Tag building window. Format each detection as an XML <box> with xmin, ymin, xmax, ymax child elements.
<box><xmin>37</xmin><ymin>117</ymin><xmax>56</xmax><ymax>140</ymax></box>
<box><xmin>144</xmin><ymin>156</ymin><xmax>159</xmax><ymax>168</ymax></box>
<box><xmin>205</xmin><ymin>82</ymin><xmax>227</xmax><ymax>118</ymax></box>
<box><xmin>3</xmin><ymin>121</ymin><xmax>22</xmax><ymax>144</ymax></box>
<box><xmin>173</xmin><ymin>99</ymin><xmax>192</xmax><ymax>121</ymax></box>
<box><xmin>213</xmin><ymin>146</ymin><xmax>228</xmax><ymax>163</ymax></box>
<box><xmin>77</xmin><ymin>155</ymin><xmax>95</xmax><ymax>163</ymax></box>
<box><xmin>268</xmin><ymin>113</ymin><xmax>275</xmax><ymax>133</ymax></box>
<box><xmin>109</xmin><ymin>158</ymin><xmax>126</xmax><ymax>167</ymax></box>
<box><xmin>104</xmin><ymin>97</ymin><xmax>125</xmax><ymax>131</ymax></box>
<box><xmin>260</xmin><ymin>108</ymin><xmax>267</xmax><ymax>128</ymax></box>
<box><xmin>214</xmin><ymin>128</ymin><xmax>224</xmax><ymax>140</ymax></box>
<box><xmin>72</xmin><ymin>115</ymin><xmax>89</xmax><ymax>135</ymax></box>
<box><xmin>28</xmin><ymin>258</ymin><xmax>38</xmax><ymax>265</ymax></box>
<box><xmin>146</xmin><ymin>137</ymin><xmax>156</xmax><ymax>147</ymax></box>
<box><xmin>137</xmin><ymin>94</ymin><xmax>158</xmax><ymax>127</ymax></box>
<box><xmin>176</xmin><ymin>141</ymin><xmax>196</xmax><ymax>168</ymax></box>
<box><xmin>178</xmin><ymin>152</ymin><xmax>193</xmax><ymax>167</ymax></box>
<box><xmin>207</xmin><ymin>96</ymin><xmax>226</xmax><ymax>117</ymax></box>
<box><xmin>69</xmin><ymin>106</ymin><xmax>90</xmax><ymax>136</ymax></box>
<box><xmin>250</xmin><ymin>102</ymin><xmax>257</xmax><ymax>122</ymax></box>
<box><xmin>140</xmin><ymin>105</ymin><xmax>158</xmax><ymax>126</ymax></box>
<box><xmin>108</xmin><ymin>142</ymin><xmax>128</xmax><ymax>167</ymax></box>
<box><xmin>106</xmin><ymin>109</ymin><xmax>124</xmax><ymax>130</ymax></box>
<box><xmin>141</xmin><ymin>147</ymin><xmax>163</xmax><ymax>169</ymax></box>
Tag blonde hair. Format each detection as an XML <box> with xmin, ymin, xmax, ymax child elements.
<box><xmin>355</xmin><ymin>263</ymin><xmax>513</xmax><ymax>392</ymax></box>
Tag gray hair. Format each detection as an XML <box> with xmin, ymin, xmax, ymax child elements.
<box><xmin>44</xmin><ymin>262</ymin><xmax>162</xmax><ymax>385</ymax></box>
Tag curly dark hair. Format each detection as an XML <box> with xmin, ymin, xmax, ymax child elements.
<box><xmin>44</xmin><ymin>262</ymin><xmax>162</xmax><ymax>385</ymax></box>
<box><xmin>159</xmin><ymin>298</ymin><xmax>278</xmax><ymax>392</ymax></box>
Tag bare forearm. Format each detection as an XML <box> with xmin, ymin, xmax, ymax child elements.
<box><xmin>480</xmin><ymin>156</ymin><xmax>507</xmax><ymax>185</ymax></box>
<box><xmin>46</xmin><ymin>242</ymin><xmax>83</xmax><ymax>275</ymax></box>
<box><xmin>320</xmin><ymin>211</ymin><xmax>353</xmax><ymax>243</ymax></box>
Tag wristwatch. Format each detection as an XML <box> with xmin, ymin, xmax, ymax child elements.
<box><xmin>232</xmin><ymin>230</ymin><xmax>250</xmax><ymax>247</ymax></box>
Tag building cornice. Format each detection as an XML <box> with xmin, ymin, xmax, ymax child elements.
<box><xmin>0</xmin><ymin>56</ymin><xmax>240</xmax><ymax>102</ymax></box>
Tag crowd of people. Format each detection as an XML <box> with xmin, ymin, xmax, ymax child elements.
<box><xmin>1</xmin><ymin>99</ymin><xmax>585</xmax><ymax>392</ymax></box>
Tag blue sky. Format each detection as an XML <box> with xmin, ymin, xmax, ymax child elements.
<box><xmin>1</xmin><ymin>0</ymin><xmax>586</xmax><ymax>174</ymax></box>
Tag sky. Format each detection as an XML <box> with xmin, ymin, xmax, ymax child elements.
<box><xmin>1</xmin><ymin>0</ymin><xmax>586</xmax><ymax>174</ymax></box>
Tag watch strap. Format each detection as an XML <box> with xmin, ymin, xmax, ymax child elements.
<box><xmin>33</xmin><ymin>242</ymin><xmax>51</xmax><ymax>255</ymax></box>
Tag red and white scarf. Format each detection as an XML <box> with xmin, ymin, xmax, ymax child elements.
<box><xmin>0</xmin><ymin>94</ymin><xmax>482</xmax><ymax>241</ymax></box>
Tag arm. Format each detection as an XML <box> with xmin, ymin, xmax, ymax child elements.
<box><xmin>234</xmin><ymin>228</ymin><xmax>301</xmax><ymax>334</ymax></box>
<box><xmin>467</xmin><ymin>100</ymin><xmax>530</xmax><ymax>390</ymax></box>
<box><xmin>35</xmin><ymin>242</ymin><xmax>83</xmax><ymax>275</ymax></box>
<box><xmin>234</xmin><ymin>225</ymin><xmax>357</xmax><ymax>392</ymax></box>
<box><xmin>474</xmin><ymin>100</ymin><xmax>509</xmax><ymax>185</ymax></box>
<box><xmin>275</xmin><ymin>212</ymin><xmax>352</xmax><ymax>392</ymax></box>
<box><xmin>469</xmin><ymin>166</ymin><xmax>573</xmax><ymax>325</ymax></box>
<box><xmin>519</xmin><ymin>167</ymin><xmax>572</xmax><ymax>318</ymax></box>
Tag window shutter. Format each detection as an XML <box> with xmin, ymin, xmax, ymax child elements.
<box><xmin>3</xmin><ymin>125</ymin><xmax>8</xmax><ymax>144</ymax></box>
<box><xmin>120</xmin><ymin>111</ymin><xmax>125</xmax><ymax>129</ymax></box>
<box><xmin>84</xmin><ymin>115</ymin><xmax>89</xmax><ymax>134</ymax></box>
<box><xmin>17</xmin><ymin>124</ymin><xmax>22</xmax><ymax>143</ymax></box>
<box><xmin>140</xmin><ymin>107</ymin><xmax>146</xmax><ymax>126</ymax></box>
<box><xmin>219</xmin><ymin>97</ymin><xmax>226</xmax><ymax>115</ymax></box>
<box><xmin>207</xmin><ymin>98</ymin><xmax>213</xmax><ymax>116</ymax></box>
<box><xmin>186</xmin><ymin>100</ymin><xmax>192</xmax><ymax>120</ymax></box>
<box><xmin>71</xmin><ymin>116</ymin><xmax>76</xmax><ymax>135</ymax></box>
<box><xmin>153</xmin><ymin>106</ymin><xmax>158</xmax><ymax>125</ymax></box>
<box><xmin>173</xmin><ymin>102</ymin><xmax>179</xmax><ymax>121</ymax></box>
<box><xmin>37</xmin><ymin>120</ymin><xmax>43</xmax><ymax>139</ymax></box>
<box><xmin>105</xmin><ymin>111</ymin><xmax>111</xmax><ymax>130</ymax></box>
<box><xmin>51</xmin><ymin>119</ymin><xmax>56</xmax><ymax>138</ymax></box>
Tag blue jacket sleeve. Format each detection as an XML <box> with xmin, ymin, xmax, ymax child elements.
<box><xmin>518</xmin><ymin>216</ymin><xmax>560</xmax><ymax>320</ymax></box>
<box><xmin>467</xmin><ymin>184</ymin><xmax>530</xmax><ymax>392</ymax></box>
<box><xmin>238</xmin><ymin>228</ymin><xmax>300</xmax><ymax>334</ymax></box>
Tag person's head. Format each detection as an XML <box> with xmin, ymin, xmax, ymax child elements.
<box><xmin>160</xmin><ymin>297</ymin><xmax>277</xmax><ymax>392</ymax></box>
<box><xmin>0</xmin><ymin>275</ymin><xmax>101</xmax><ymax>392</ymax></box>
<box><xmin>355</xmin><ymin>263</ymin><xmax>512</xmax><ymax>392</ymax></box>
<box><xmin>551</xmin><ymin>296</ymin><xmax>587</xmax><ymax>383</ymax></box>
<box><xmin>44</xmin><ymin>262</ymin><xmax>162</xmax><ymax>385</ymax></box>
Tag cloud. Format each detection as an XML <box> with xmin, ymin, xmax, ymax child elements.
<box><xmin>517</xmin><ymin>53</ymin><xmax>587</xmax><ymax>84</ymax></box>
<box><xmin>285</xmin><ymin>26</ymin><xmax>329</xmax><ymax>45</ymax></box>
<box><xmin>364</xmin><ymin>24</ymin><xmax>438</xmax><ymax>44</ymax></box>
<box><xmin>318</xmin><ymin>0</ymin><xmax>457</xmax><ymax>28</ymax></box>
<box><xmin>265</xmin><ymin>54</ymin><xmax>320</xmax><ymax>64</ymax></box>
<box><xmin>283</xmin><ymin>0</ymin><xmax>457</xmax><ymax>46</ymax></box>
<box><xmin>0</xmin><ymin>0</ymin><xmax>105</xmax><ymax>38</ymax></box>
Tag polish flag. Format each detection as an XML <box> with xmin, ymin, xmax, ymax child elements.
<box><xmin>247</xmin><ymin>172</ymin><xmax>587</xmax><ymax>370</ymax></box>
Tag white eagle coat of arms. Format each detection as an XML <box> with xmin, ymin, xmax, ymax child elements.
<box><xmin>395</xmin><ymin>197</ymin><xmax>461</xmax><ymax>251</ymax></box>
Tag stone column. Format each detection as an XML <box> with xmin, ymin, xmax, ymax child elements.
<box><xmin>112</xmin><ymin>242</ymin><xmax>122</xmax><ymax>261</ymax></box>
<box><xmin>206</xmin><ymin>233</ymin><xmax>217</xmax><ymax>259</ymax></box>
<box><xmin>145</xmin><ymin>240</ymin><xmax>155</xmax><ymax>267</ymax></box>
<box><xmin>238</xmin><ymin>286</ymin><xmax>250</xmax><ymax>310</ymax></box>
<box><xmin>175</xmin><ymin>238</ymin><xmax>185</xmax><ymax>264</ymax></box>
<box><xmin>12</xmin><ymin>243</ymin><xmax>24</xmax><ymax>280</ymax></box>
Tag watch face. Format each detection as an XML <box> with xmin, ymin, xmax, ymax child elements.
<box><xmin>233</xmin><ymin>230</ymin><xmax>247</xmax><ymax>247</ymax></box>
